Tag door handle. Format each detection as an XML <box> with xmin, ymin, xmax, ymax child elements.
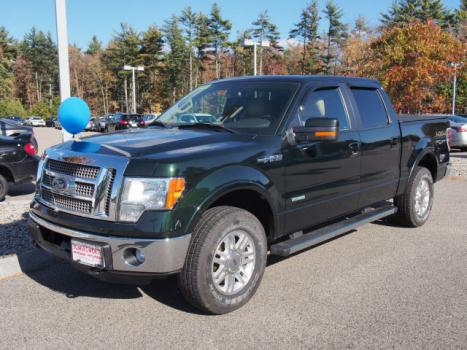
<box><xmin>390</xmin><ymin>137</ymin><xmax>398</xmax><ymax>148</ymax></box>
<box><xmin>348</xmin><ymin>142</ymin><xmax>361</xmax><ymax>156</ymax></box>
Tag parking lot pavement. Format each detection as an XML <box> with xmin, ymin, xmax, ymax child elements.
<box><xmin>0</xmin><ymin>178</ymin><xmax>465</xmax><ymax>349</ymax></box>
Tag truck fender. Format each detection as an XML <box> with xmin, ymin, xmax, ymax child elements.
<box><xmin>408</xmin><ymin>145</ymin><xmax>438</xmax><ymax>182</ymax></box>
<box><xmin>180</xmin><ymin>165</ymin><xmax>281</xmax><ymax>236</ymax></box>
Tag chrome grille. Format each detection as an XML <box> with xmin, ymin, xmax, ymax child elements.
<box><xmin>75</xmin><ymin>182</ymin><xmax>94</xmax><ymax>197</ymax></box>
<box><xmin>47</xmin><ymin>159</ymin><xmax>99</xmax><ymax>179</ymax></box>
<box><xmin>38</xmin><ymin>157</ymin><xmax>118</xmax><ymax>220</ymax></box>
<box><xmin>42</xmin><ymin>188</ymin><xmax>92</xmax><ymax>213</ymax></box>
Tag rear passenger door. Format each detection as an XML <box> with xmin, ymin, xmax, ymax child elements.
<box><xmin>349</xmin><ymin>87</ymin><xmax>401</xmax><ymax>208</ymax></box>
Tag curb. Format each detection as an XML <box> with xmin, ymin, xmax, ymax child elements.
<box><xmin>0</xmin><ymin>249</ymin><xmax>57</xmax><ymax>280</ymax></box>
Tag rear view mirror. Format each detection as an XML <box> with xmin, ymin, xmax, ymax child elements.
<box><xmin>291</xmin><ymin>117</ymin><xmax>339</xmax><ymax>144</ymax></box>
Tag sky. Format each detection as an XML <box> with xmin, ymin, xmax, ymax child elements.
<box><xmin>0</xmin><ymin>0</ymin><xmax>462</xmax><ymax>49</ymax></box>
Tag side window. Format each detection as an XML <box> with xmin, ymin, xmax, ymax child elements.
<box><xmin>351</xmin><ymin>88</ymin><xmax>389</xmax><ymax>129</ymax></box>
<box><xmin>290</xmin><ymin>88</ymin><xmax>349</xmax><ymax>130</ymax></box>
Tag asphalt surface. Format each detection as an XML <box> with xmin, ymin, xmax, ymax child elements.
<box><xmin>1</xmin><ymin>178</ymin><xmax>466</xmax><ymax>349</ymax></box>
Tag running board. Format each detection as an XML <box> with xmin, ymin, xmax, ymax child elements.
<box><xmin>270</xmin><ymin>205</ymin><xmax>397</xmax><ymax>257</ymax></box>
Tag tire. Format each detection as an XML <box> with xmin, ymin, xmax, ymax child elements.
<box><xmin>0</xmin><ymin>174</ymin><xmax>8</xmax><ymax>202</ymax></box>
<box><xmin>393</xmin><ymin>167</ymin><xmax>434</xmax><ymax>227</ymax></box>
<box><xmin>178</xmin><ymin>206</ymin><xmax>267</xmax><ymax>314</ymax></box>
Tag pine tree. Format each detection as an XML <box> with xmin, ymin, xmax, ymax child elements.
<box><xmin>289</xmin><ymin>0</ymin><xmax>321</xmax><ymax>75</ymax></box>
<box><xmin>180</xmin><ymin>7</ymin><xmax>197</xmax><ymax>90</ymax></box>
<box><xmin>208</xmin><ymin>3</ymin><xmax>231</xmax><ymax>79</ymax></box>
<box><xmin>0</xmin><ymin>27</ymin><xmax>16</xmax><ymax>99</ymax></box>
<box><xmin>20</xmin><ymin>28</ymin><xmax>58</xmax><ymax>105</ymax></box>
<box><xmin>162</xmin><ymin>16</ymin><xmax>188</xmax><ymax>104</ymax></box>
<box><xmin>140</xmin><ymin>26</ymin><xmax>164</xmax><ymax>112</ymax></box>
<box><xmin>381</xmin><ymin>0</ymin><xmax>453</xmax><ymax>28</ymax></box>
<box><xmin>353</xmin><ymin>16</ymin><xmax>371</xmax><ymax>36</ymax></box>
<box><xmin>323</xmin><ymin>0</ymin><xmax>348</xmax><ymax>74</ymax></box>
<box><xmin>86</xmin><ymin>35</ymin><xmax>102</xmax><ymax>55</ymax></box>
<box><xmin>251</xmin><ymin>10</ymin><xmax>280</xmax><ymax>75</ymax></box>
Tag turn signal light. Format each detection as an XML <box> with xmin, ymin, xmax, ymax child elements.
<box><xmin>315</xmin><ymin>131</ymin><xmax>336</xmax><ymax>137</ymax></box>
<box><xmin>166</xmin><ymin>178</ymin><xmax>185</xmax><ymax>209</ymax></box>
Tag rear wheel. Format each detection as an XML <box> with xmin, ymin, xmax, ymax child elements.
<box><xmin>0</xmin><ymin>174</ymin><xmax>8</xmax><ymax>202</ymax></box>
<box><xmin>178</xmin><ymin>206</ymin><xmax>267</xmax><ymax>314</ymax></box>
<box><xmin>393</xmin><ymin>166</ymin><xmax>434</xmax><ymax>227</ymax></box>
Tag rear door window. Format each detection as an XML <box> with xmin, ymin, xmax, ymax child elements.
<box><xmin>351</xmin><ymin>88</ymin><xmax>389</xmax><ymax>129</ymax></box>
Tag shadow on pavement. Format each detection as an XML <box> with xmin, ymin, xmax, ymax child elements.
<box><xmin>7</xmin><ymin>182</ymin><xmax>35</xmax><ymax>197</ymax></box>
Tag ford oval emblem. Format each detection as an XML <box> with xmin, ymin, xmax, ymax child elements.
<box><xmin>52</xmin><ymin>177</ymin><xmax>68</xmax><ymax>191</ymax></box>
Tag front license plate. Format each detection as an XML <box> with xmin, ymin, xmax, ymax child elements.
<box><xmin>71</xmin><ymin>240</ymin><xmax>104</xmax><ymax>267</ymax></box>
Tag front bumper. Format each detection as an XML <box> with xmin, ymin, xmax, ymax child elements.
<box><xmin>28</xmin><ymin>212</ymin><xmax>191</xmax><ymax>280</ymax></box>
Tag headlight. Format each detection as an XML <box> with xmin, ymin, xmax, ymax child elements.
<box><xmin>119</xmin><ymin>177</ymin><xmax>185</xmax><ymax>222</ymax></box>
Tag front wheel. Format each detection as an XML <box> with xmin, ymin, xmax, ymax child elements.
<box><xmin>178</xmin><ymin>206</ymin><xmax>267</xmax><ymax>314</ymax></box>
<box><xmin>393</xmin><ymin>166</ymin><xmax>434</xmax><ymax>227</ymax></box>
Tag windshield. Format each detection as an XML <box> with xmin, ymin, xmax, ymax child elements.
<box><xmin>157</xmin><ymin>81</ymin><xmax>298</xmax><ymax>134</ymax></box>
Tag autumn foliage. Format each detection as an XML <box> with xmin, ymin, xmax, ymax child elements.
<box><xmin>358</xmin><ymin>21</ymin><xmax>465</xmax><ymax>114</ymax></box>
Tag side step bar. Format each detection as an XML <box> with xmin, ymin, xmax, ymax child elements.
<box><xmin>270</xmin><ymin>205</ymin><xmax>397</xmax><ymax>257</ymax></box>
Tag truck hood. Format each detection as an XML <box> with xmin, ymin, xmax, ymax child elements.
<box><xmin>52</xmin><ymin>127</ymin><xmax>257</xmax><ymax>159</ymax></box>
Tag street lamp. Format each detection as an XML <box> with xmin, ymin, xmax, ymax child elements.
<box><xmin>243</xmin><ymin>39</ymin><xmax>270</xmax><ymax>76</ymax></box>
<box><xmin>450</xmin><ymin>62</ymin><xmax>463</xmax><ymax>115</ymax></box>
<box><xmin>122</xmin><ymin>65</ymin><xmax>144</xmax><ymax>114</ymax></box>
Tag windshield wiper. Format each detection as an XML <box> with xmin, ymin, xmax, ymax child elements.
<box><xmin>177</xmin><ymin>123</ymin><xmax>237</xmax><ymax>134</ymax></box>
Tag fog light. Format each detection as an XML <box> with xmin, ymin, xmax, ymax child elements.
<box><xmin>123</xmin><ymin>248</ymin><xmax>146</xmax><ymax>266</ymax></box>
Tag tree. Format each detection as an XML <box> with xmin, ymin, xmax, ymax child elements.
<box><xmin>20</xmin><ymin>28</ymin><xmax>58</xmax><ymax>106</ymax></box>
<box><xmin>363</xmin><ymin>21</ymin><xmax>465</xmax><ymax>114</ymax></box>
<box><xmin>381</xmin><ymin>0</ymin><xmax>453</xmax><ymax>29</ymax></box>
<box><xmin>322</xmin><ymin>0</ymin><xmax>348</xmax><ymax>74</ymax></box>
<box><xmin>139</xmin><ymin>25</ymin><xmax>164</xmax><ymax>111</ymax></box>
<box><xmin>208</xmin><ymin>3</ymin><xmax>231</xmax><ymax>79</ymax></box>
<box><xmin>162</xmin><ymin>15</ymin><xmax>188</xmax><ymax>105</ymax></box>
<box><xmin>180</xmin><ymin>7</ymin><xmax>197</xmax><ymax>90</ymax></box>
<box><xmin>289</xmin><ymin>0</ymin><xmax>321</xmax><ymax>74</ymax></box>
<box><xmin>0</xmin><ymin>27</ymin><xmax>16</xmax><ymax>99</ymax></box>
<box><xmin>251</xmin><ymin>10</ymin><xmax>280</xmax><ymax>75</ymax></box>
<box><xmin>353</xmin><ymin>16</ymin><xmax>371</xmax><ymax>37</ymax></box>
<box><xmin>86</xmin><ymin>35</ymin><xmax>102</xmax><ymax>55</ymax></box>
<box><xmin>102</xmin><ymin>23</ymin><xmax>141</xmax><ymax>112</ymax></box>
<box><xmin>0</xmin><ymin>98</ymin><xmax>27</xmax><ymax>117</ymax></box>
<box><xmin>193</xmin><ymin>12</ymin><xmax>212</xmax><ymax>85</ymax></box>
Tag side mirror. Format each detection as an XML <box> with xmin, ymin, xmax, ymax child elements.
<box><xmin>290</xmin><ymin>117</ymin><xmax>339</xmax><ymax>145</ymax></box>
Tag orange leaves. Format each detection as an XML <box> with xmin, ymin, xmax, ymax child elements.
<box><xmin>360</xmin><ymin>21</ymin><xmax>465</xmax><ymax>114</ymax></box>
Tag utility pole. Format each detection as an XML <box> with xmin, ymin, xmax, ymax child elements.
<box><xmin>450</xmin><ymin>62</ymin><xmax>462</xmax><ymax>115</ymax></box>
<box><xmin>123</xmin><ymin>65</ymin><xmax>144</xmax><ymax>114</ymax></box>
<box><xmin>243</xmin><ymin>39</ymin><xmax>269</xmax><ymax>76</ymax></box>
<box><xmin>55</xmin><ymin>0</ymin><xmax>72</xmax><ymax>141</ymax></box>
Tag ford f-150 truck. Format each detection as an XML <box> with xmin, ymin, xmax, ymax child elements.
<box><xmin>28</xmin><ymin>76</ymin><xmax>450</xmax><ymax>314</ymax></box>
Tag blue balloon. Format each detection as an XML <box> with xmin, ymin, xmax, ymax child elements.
<box><xmin>58</xmin><ymin>97</ymin><xmax>91</xmax><ymax>135</ymax></box>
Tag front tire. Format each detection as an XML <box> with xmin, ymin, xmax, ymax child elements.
<box><xmin>178</xmin><ymin>206</ymin><xmax>267</xmax><ymax>314</ymax></box>
<box><xmin>393</xmin><ymin>166</ymin><xmax>434</xmax><ymax>227</ymax></box>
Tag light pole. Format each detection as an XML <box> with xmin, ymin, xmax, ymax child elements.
<box><xmin>450</xmin><ymin>62</ymin><xmax>462</xmax><ymax>115</ymax></box>
<box><xmin>243</xmin><ymin>39</ymin><xmax>270</xmax><ymax>76</ymax></box>
<box><xmin>123</xmin><ymin>65</ymin><xmax>144</xmax><ymax>113</ymax></box>
<box><xmin>55</xmin><ymin>0</ymin><xmax>72</xmax><ymax>141</ymax></box>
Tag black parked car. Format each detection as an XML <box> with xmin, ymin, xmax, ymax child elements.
<box><xmin>0</xmin><ymin>132</ymin><xmax>39</xmax><ymax>201</ymax></box>
<box><xmin>0</xmin><ymin>118</ymin><xmax>32</xmax><ymax>137</ymax></box>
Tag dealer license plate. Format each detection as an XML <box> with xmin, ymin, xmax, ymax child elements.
<box><xmin>71</xmin><ymin>240</ymin><xmax>104</xmax><ymax>267</ymax></box>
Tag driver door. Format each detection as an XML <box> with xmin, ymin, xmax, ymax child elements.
<box><xmin>282</xmin><ymin>83</ymin><xmax>361</xmax><ymax>234</ymax></box>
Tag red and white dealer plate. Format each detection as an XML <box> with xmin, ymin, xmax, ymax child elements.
<box><xmin>71</xmin><ymin>240</ymin><xmax>104</xmax><ymax>267</ymax></box>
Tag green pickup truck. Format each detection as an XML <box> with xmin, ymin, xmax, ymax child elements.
<box><xmin>29</xmin><ymin>76</ymin><xmax>450</xmax><ymax>314</ymax></box>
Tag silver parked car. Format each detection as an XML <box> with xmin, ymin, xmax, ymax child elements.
<box><xmin>449</xmin><ymin>115</ymin><xmax>467</xmax><ymax>151</ymax></box>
